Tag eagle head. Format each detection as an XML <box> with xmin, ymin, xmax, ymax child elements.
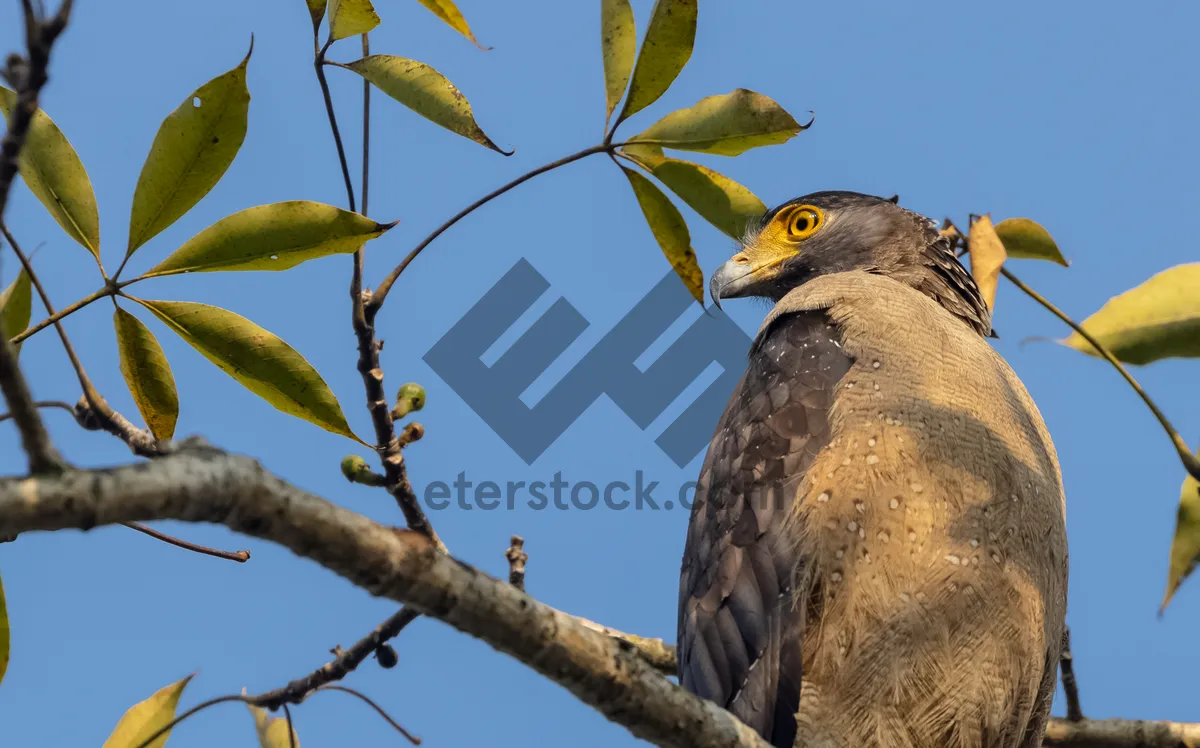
<box><xmin>709</xmin><ymin>191</ymin><xmax>992</xmax><ymax>336</ymax></box>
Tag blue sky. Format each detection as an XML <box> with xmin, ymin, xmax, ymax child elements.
<box><xmin>2</xmin><ymin>1</ymin><xmax>1199</xmax><ymax>745</ymax></box>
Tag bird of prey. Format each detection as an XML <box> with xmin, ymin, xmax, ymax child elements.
<box><xmin>678</xmin><ymin>191</ymin><xmax>1067</xmax><ymax>748</ymax></box>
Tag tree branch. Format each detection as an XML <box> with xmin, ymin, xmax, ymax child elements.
<box><xmin>1042</xmin><ymin>718</ymin><xmax>1200</xmax><ymax>747</ymax></box>
<box><xmin>0</xmin><ymin>446</ymin><xmax>767</xmax><ymax>748</ymax></box>
<box><xmin>250</xmin><ymin>605</ymin><xmax>419</xmax><ymax>709</ymax></box>
<box><xmin>0</xmin><ymin>0</ymin><xmax>73</xmax><ymax>475</ymax></box>
<box><xmin>2</xmin><ymin>448</ymin><xmax>1196</xmax><ymax>747</ymax></box>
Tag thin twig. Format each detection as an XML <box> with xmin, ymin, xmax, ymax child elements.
<box><xmin>946</xmin><ymin>219</ymin><xmax>1200</xmax><ymax>482</ymax></box>
<box><xmin>1060</xmin><ymin>626</ymin><xmax>1083</xmax><ymax>722</ymax></box>
<box><xmin>0</xmin><ymin>0</ymin><xmax>73</xmax><ymax>475</ymax></box>
<box><xmin>252</xmin><ymin>606</ymin><xmax>420</xmax><ymax>708</ymax></box>
<box><xmin>122</xmin><ymin>521</ymin><xmax>251</xmax><ymax>562</ymax></box>
<box><xmin>366</xmin><ymin>141</ymin><xmax>623</xmax><ymax>318</ymax></box>
<box><xmin>129</xmin><ymin>694</ymin><xmax>252</xmax><ymax>748</ymax></box>
<box><xmin>0</xmin><ymin>399</ymin><xmax>73</xmax><ymax>422</ymax></box>
<box><xmin>314</xmin><ymin>27</ymin><xmax>439</xmax><ymax>545</ymax></box>
<box><xmin>316</xmin><ymin>685</ymin><xmax>421</xmax><ymax>745</ymax></box>
<box><xmin>505</xmin><ymin>535</ymin><xmax>527</xmax><ymax>591</ymax></box>
<box><xmin>1000</xmin><ymin>267</ymin><xmax>1200</xmax><ymax>481</ymax></box>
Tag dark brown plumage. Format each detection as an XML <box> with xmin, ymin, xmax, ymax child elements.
<box><xmin>680</xmin><ymin>192</ymin><xmax>1067</xmax><ymax>748</ymax></box>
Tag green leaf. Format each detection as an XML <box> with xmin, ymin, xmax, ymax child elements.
<box><xmin>345</xmin><ymin>55</ymin><xmax>507</xmax><ymax>153</ymax></box>
<box><xmin>0</xmin><ymin>573</ymin><xmax>9</xmax><ymax>688</ymax></box>
<box><xmin>328</xmin><ymin>0</ymin><xmax>380</xmax><ymax>41</ymax></box>
<box><xmin>1162</xmin><ymin>454</ymin><xmax>1200</xmax><ymax>614</ymax></box>
<box><xmin>1062</xmin><ymin>263</ymin><xmax>1200</xmax><ymax>365</ymax></box>
<box><xmin>0</xmin><ymin>87</ymin><xmax>101</xmax><ymax>263</ymax></box>
<box><xmin>247</xmin><ymin>700</ymin><xmax>301</xmax><ymax>748</ymax></box>
<box><xmin>967</xmin><ymin>214</ymin><xmax>1007</xmax><ymax>313</ymax></box>
<box><xmin>101</xmin><ymin>675</ymin><xmax>193</xmax><ymax>748</ymax></box>
<box><xmin>615</xmin><ymin>0</ymin><xmax>697</xmax><ymax>123</ymax></box>
<box><xmin>126</xmin><ymin>45</ymin><xmax>252</xmax><ymax>256</ymax></box>
<box><xmin>114</xmin><ymin>307</ymin><xmax>179</xmax><ymax>440</ymax></box>
<box><xmin>632</xmin><ymin>89</ymin><xmax>807</xmax><ymax>156</ymax></box>
<box><xmin>621</xmin><ymin>165</ymin><xmax>701</xmax><ymax>303</ymax></box>
<box><xmin>132</xmin><ymin>298</ymin><xmax>362</xmax><ymax>441</ymax></box>
<box><xmin>143</xmin><ymin>201</ymin><xmax>395</xmax><ymax>277</ymax></box>
<box><xmin>993</xmin><ymin>217</ymin><xmax>1067</xmax><ymax>266</ymax></box>
<box><xmin>416</xmin><ymin>0</ymin><xmax>485</xmax><ymax>48</ymax></box>
<box><xmin>632</xmin><ymin>154</ymin><xmax>764</xmax><ymax>239</ymax></box>
<box><xmin>307</xmin><ymin>0</ymin><xmax>328</xmax><ymax>32</ymax></box>
<box><xmin>0</xmin><ymin>268</ymin><xmax>31</xmax><ymax>356</ymax></box>
<box><xmin>601</xmin><ymin>0</ymin><xmax>636</xmax><ymax>127</ymax></box>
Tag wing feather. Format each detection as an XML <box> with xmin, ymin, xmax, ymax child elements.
<box><xmin>678</xmin><ymin>310</ymin><xmax>852</xmax><ymax>746</ymax></box>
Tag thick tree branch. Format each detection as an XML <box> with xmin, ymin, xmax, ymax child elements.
<box><xmin>1043</xmin><ymin>718</ymin><xmax>1200</xmax><ymax>747</ymax></box>
<box><xmin>1</xmin><ymin>449</ymin><xmax>1196</xmax><ymax>747</ymax></box>
<box><xmin>0</xmin><ymin>447</ymin><xmax>767</xmax><ymax>748</ymax></box>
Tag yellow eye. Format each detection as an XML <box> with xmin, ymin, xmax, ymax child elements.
<box><xmin>785</xmin><ymin>205</ymin><xmax>823</xmax><ymax>239</ymax></box>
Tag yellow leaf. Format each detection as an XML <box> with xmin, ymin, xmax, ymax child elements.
<box><xmin>101</xmin><ymin>675</ymin><xmax>193</xmax><ymax>748</ymax></box>
<box><xmin>0</xmin><ymin>87</ymin><xmax>100</xmax><ymax>263</ymax></box>
<box><xmin>143</xmin><ymin>201</ymin><xmax>394</xmax><ymax>277</ymax></box>
<box><xmin>307</xmin><ymin>0</ymin><xmax>327</xmax><ymax>32</ymax></box>
<box><xmin>0</xmin><ymin>573</ymin><xmax>9</xmax><ymax>688</ymax></box>
<box><xmin>127</xmin><ymin>45</ymin><xmax>253</xmax><ymax>256</ymax></box>
<box><xmin>416</xmin><ymin>0</ymin><xmax>485</xmax><ymax>48</ymax></box>
<box><xmin>618</xmin><ymin>143</ymin><xmax>666</xmax><ymax>170</ymax></box>
<box><xmin>994</xmin><ymin>217</ymin><xmax>1067</xmax><ymax>266</ymax></box>
<box><xmin>601</xmin><ymin>0</ymin><xmax>636</xmax><ymax>126</ymax></box>
<box><xmin>132</xmin><ymin>298</ymin><xmax>363</xmax><ymax>442</ymax></box>
<box><xmin>631</xmin><ymin>88</ymin><xmax>806</xmax><ymax>156</ymax></box>
<box><xmin>641</xmin><ymin>157</ymin><xmax>764</xmax><ymax>239</ymax></box>
<box><xmin>1062</xmin><ymin>263</ymin><xmax>1200</xmax><ymax>365</ymax></box>
<box><xmin>0</xmin><ymin>269</ymin><xmax>31</xmax><ymax>356</ymax></box>
<box><xmin>621</xmin><ymin>166</ymin><xmax>701</xmax><ymax>303</ymax></box>
<box><xmin>327</xmin><ymin>0</ymin><xmax>380</xmax><ymax>41</ymax></box>
<box><xmin>967</xmin><ymin>214</ymin><xmax>1007</xmax><ymax>313</ymax></box>
<box><xmin>1162</xmin><ymin>455</ymin><xmax>1200</xmax><ymax>613</ymax></box>
<box><xmin>247</xmin><ymin>701</ymin><xmax>301</xmax><ymax>748</ymax></box>
<box><xmin>114</xmin><ymin>308</ymin><xmax>179</xmax><ymax>440</ymax></box>
<box><xmin>345</xmin><ymin>55</ymin><xmax>507</xmax><ymax>154</ymax></box>
<box><xmin>615</xmin><ymin>0</ymin><xmax>696</xmax><ymax>124</ymax></box>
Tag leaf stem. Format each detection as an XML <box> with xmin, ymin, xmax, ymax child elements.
<box><xmin>315</xmin><ymin>39</ymin><xmax>356</xmax><ymax>214</ymax></box>
<box><xmin>366</xmin><ymin>141</ymin><xmax>625</xmax><ymax>318</ymax></box>
<box><xmin>10</xmin><ymin>286</ymin><xmax>108</xmax><ymax>343</ymax></box>
<box><xmin>1</xmin><ymin>223</ymin><xmax>100</xmax><ymax>408</ymax></box>
<box><xmin>129</xmin><ymin>694</ymin><xmax>252</xmax><ymax>748</ymax></box>
<box><xmin>11</xmin><ymin>271</ymin><xmax>144</xmax><ymax>345</ymax></box>
<box><xmin>1000</xmin><ymin>266</ymin><xmax>1200</xmax><ymax>481</ymax></box>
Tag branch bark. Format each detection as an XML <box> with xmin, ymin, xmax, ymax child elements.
<box><xmin>0</xmin><ymin>446</ymin><xmax>766</xmax><ymax>748</ymax></box>
<box><xmin>1</xmin><ymin>448</ymin><xmax>1195</xmax><ymax>748</ymax></box>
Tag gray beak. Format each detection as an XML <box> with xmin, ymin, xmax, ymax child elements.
<box><xmin>708</xmin><ymin>258</ymin><xmax>755</xmax><ymax>310</ymax></box>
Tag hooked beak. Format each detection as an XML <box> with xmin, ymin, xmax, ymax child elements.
<box><xmin>709</xmin><ymin>253</ymin><xmax>781</xmax><ymax>309</ymax></box>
